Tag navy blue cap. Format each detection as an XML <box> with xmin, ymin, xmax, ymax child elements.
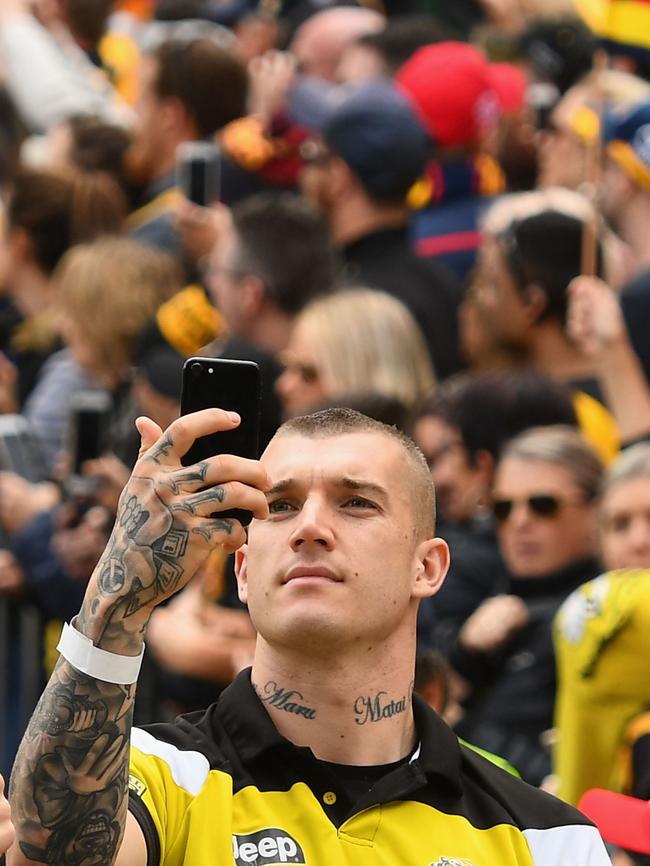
<box><xmin>289</xmin><ymin>76</ymin><xmax>432</xmax><ymax>201</ymax></box>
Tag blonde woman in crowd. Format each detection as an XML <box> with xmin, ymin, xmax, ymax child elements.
<box><xmin>276</xmin><ymin>287</ymin><xmax>435</xmax><ymax>419</ymax></box>
<box><xmin>0</xmin><ymin>237</ymin><xmax>181</xmax><ymax>536</ymax></box>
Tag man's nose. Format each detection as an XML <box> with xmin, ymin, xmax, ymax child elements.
<box><xmin>289</xmin><ymin>497</ymin><xmax>334</xmax><ymax>551</ymax></box>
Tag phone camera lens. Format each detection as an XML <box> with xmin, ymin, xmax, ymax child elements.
<box><xmin>190</xmin><ymin>362</ymin><xmax>203</xmax><ymax>376</ymax></box>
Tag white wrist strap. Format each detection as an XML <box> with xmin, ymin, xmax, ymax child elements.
<box><xmin>57</xmin><ymin>621</ymin><xmax>145</xmax><ymax>684</ymax></box>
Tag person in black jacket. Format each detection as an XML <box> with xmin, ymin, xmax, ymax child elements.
<box><xmin>452</xmin><ymin>424</ymin><xmax>603</xmax><ymax>785</ymax></box>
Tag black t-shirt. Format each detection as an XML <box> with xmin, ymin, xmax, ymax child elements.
<box><xmin>341</xmin><ymin>226</ymin><xmax>463</xmax><ymax>381</ymax></box>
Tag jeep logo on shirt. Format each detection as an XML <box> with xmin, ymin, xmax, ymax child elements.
<box><xmin>232</xmin><ymin>829</ymin><xmax>306</xmax><ymax>865</ymax></box>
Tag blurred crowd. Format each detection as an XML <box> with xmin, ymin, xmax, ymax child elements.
<box><xmin>0</xmin><ymin>0</ymin><xmax>649</xmax><ymax>860</ymax></box>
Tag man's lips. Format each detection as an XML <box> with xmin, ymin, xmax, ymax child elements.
<box><xmin>282</xmin><ymin>566</ymin><xmax>342</xmax><ymax>584</ymax></box>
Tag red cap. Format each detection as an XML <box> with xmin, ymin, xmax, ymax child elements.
<box><xmin>395</xmin><ymin>42</ymin><xmax>525</xmax><ymax>149</ymax></box>
<box><xmin>579</xmin><ymin>789</ymin><xmax>650</xmax><ymax>854</ymax></box>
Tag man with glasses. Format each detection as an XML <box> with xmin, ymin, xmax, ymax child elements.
<box><xmin>292</xmin><ymin>77</ymin><xmax>463</xmax><ymax>380</ymax></box>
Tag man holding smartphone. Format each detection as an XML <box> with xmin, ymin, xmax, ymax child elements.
<box><xmin>8</xmin><ymin>408</ymin><xmax>610</xmax><ymax>866</ymax></box>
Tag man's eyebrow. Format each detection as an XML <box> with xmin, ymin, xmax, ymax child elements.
<box><xmin>335</xmin><ymin>477</ymin><xmax>388</xmax><ymax>500</ymax></box>
<box><xmin>267</xmin><ymin>479</ymin><xmax>294</xmax><ymax>496</ymax></box>
<box><xmin>266</xmin><ymin>477</ymin><xmax>388</xmax><ymax>499</ymax></box>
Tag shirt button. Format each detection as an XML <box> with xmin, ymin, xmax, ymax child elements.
<box><xmin>323</xmin><ymin>791</ymin><xmax>337</xmax><ymax>805</ymax></box>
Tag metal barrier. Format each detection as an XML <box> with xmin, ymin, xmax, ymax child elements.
<box><xmin>0</xmin><ymin>598</ymin><xmax>45</xmax><ymax>779</ymax></box>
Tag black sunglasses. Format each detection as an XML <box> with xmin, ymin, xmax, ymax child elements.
<box><xmin>492</xmin><ymin>494</ymin><xmax>562</xmax><ymax>523</ymax></box>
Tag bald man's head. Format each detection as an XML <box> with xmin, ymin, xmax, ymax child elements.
<box><xmin>291</xmin><ymin>7</ymin><xmax>385</xmax><ymax>82</ymax></box>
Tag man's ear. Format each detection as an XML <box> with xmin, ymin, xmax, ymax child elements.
<box><xmin>328</xmin><ymin>156</ymin><xmax>357</xmax><ymax>200</ymax></box>
<box><xmin>239</xmin><ymin>274</ymin><xmax>265</xmax><ymax>318</ymax></box>
<box><xmin>412</xmin><ymin>537</ymin><xmax>450</xmax><ymax>600</ymax></box>
<box><xmin>474</xmin><ymin>448</ymin><xmax>495</xmax><ymax>490</ymax></box>
<box><xmin>161</xmin><ymin>96</ymin><xmax>196</xmax><ymax>138</ymax></box>
<box><xmin>523</xmin><ymin>283</ymin><xmax>548</xmax><ymax>325</ymax></box>
<box><xmin>9</xmin><ymin>227</ymin><xmax>31</xmax><ymax>267</ymax></box>
<box><xmin>234</xmin><ymin>544</ymin><xmax>249</xmax><ymax>604</ymax></box>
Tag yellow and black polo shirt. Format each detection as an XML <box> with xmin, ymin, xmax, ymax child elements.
<box><xmin>128</xmin><ymin>671</ymin><xmax>610</xmax><ymax>866</ymax></box>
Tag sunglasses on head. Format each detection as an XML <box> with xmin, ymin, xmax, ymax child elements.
<box><xmin>492</xmin><ymin>494</ymin><xmax>562</xmax><ymax>523</ymax></box>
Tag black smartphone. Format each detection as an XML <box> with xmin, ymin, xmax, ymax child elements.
<box><xmin>66</xmin><ymin>391</ymin><xmax>113</xmax><ymax>498</ymax></box>
<box><xmin>180</xmin><ymin>357</ymin><xmax>262</xmax><ymax>525</ymax></box>
<box><xmin>176</xmin><ymin>141</ymin><xmax>221</xmax><ymax>207</ymax></box>
<box><xmin>0</xmin><ymin>414</ymin><xmax>48</xmax><ymax>483</ymax></box>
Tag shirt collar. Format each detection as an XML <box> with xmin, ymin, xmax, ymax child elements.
<box><xmin>217</xmin><ymin>670</ymin><xmax>463</xmax><ymax>797</ymax></box>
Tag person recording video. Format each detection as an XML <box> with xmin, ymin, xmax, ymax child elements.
<box><xmin>8</xmin><ymin>407</ymin><xmax>611</xmax><ymax>865</ymax></box>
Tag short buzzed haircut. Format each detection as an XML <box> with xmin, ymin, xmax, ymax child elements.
<box><xmin>275</xmin><ymin>407</ymin><xmax>436</xmax><ymax>539</ymax></box>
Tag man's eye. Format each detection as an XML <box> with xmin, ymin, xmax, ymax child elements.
<box><xmin>344</xmin><ymin>497</ymin><xmax>376</xmax><ymax>509</ymax></box>
<box><xmin>268</xmin><ymin>499</ymin><xmax>295</xmax><ymax>514</ymax></box>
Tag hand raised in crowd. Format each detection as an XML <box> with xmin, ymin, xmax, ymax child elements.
<box><xmin>477</xmin><ymin>0</ymin><xmax>526</xmax><ymax>34</ymax></box>
<box><xmin>147</xmin><ymin>582</ymin><xmax>256</xmax><ymax>683</ymax></box>
<box><xmin>175</xmin><ymin>201</ymin><xmax>233</xmax><ymax>266</ymax></box>
<box><xmin>0</xmin><ymin>774</ymin><xmax>15</xmax><ymax>856</ymax></box>
<box><xmin>0</xmin><ymin>472</ymin><xmax>59</xmax><ymax>536</ymax></box>
<box><xmin>567</xmin><ymin>275</ymin><xmax>650</xmax><ymax>442</ymax></box>
<box><xmin>75</xmin><ymin>410</ymin><xmax>270</xmax><ymax>653</ymax></box>
<box><xmin>0</xmin><ymin>353</ymin><xmax>18</xmax><ymax>415</ymax></box>
<box><xmin>459</xmin><ymin>594</ymin><xmax>530</xmax><ymax>654</ymax></box>
<box><xmin>248</xmin><ymin>50</ymin><xmax>297</xmax><ymax>129</ymax></box>
<box><xmin>52</xmin><ymin>504</ymin><xmax>112</xmax><ymax>581</ymax></box>
<box><xmin>82</xmin><ymin>454</ymin><xmax>131</xmax><ymax>515</ymax></box>
<box><xmin>0</xmin><ymin>549</ymin><xmax>26</xmax><ymax>598</ymax></box>
<box><xmin>567</xmin><ymin>275</ymin><xmax>627</xmax><ymax>356</ymax></box>
<box><xmin>0</xmin><ymin>0</ymin><xmax>33</xmax><ymax>21</ymax></box>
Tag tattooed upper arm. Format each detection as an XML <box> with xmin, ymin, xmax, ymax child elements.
<box><xmin>9</xmin><ymin>659</ymin><xmax>137</xmax><ymax>866</ymax></box>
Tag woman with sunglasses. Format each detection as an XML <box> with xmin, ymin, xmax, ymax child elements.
<box><xmin>451</xmin><ymin>425</ymin><xmax>603</xmax><ymax>786</ymax></box>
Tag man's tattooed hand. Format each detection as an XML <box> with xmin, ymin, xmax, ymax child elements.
<box><xmin>9</xmin><ymin>410</ymin><xmax>270</xmax><ymax>866</ymax></box>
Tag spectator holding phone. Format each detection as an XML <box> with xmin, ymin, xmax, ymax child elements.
<box><xmin>23</xmin><ymin>235</ymin><xmax>180</xmax><ymax>472</ymax></box>
<box><xmin>0</xmin><ymin>166</ymin><xmax>125</xmax><ymax>407</ymax></box>
<box><xmin>8</xmin><ymin>407</ymin><xmax>611</xmax><ymax>866</ymax></box>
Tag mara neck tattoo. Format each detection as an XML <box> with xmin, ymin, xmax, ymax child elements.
<box><xmin>353</xmin><ymin>690</ymin><xmax>407</xmax><ymax>725</ymax></box>
<box><xmin>255</xmin><ymin>681</ymin><xmax>317</xmax><ymax>720</ymax></box>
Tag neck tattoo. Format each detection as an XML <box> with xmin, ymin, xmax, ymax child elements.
<box><xmin>256</xmin><ymin>681</ymin><xmax>317</xmax><ymax>720</ymax></box>
<box><xmin>353</xmin><ymin>690</ymin><xmax>407</xmax><ymax>725</ymax></box>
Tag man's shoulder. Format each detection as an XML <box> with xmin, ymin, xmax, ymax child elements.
<box><xmin>131</xmin><ymin>703</ymin><xmax>228</xmax><ymax>775</ymax></box>
<box><xmin>458</xmin><ymin>741</ymin><xmax>592</xmax><ymax>831</ymax></box>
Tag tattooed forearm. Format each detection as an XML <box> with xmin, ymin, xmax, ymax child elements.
<box><xmin>10</xmin><ymin>659</ymin><xmax>134</xmax><ymax>866</ymax></box>
<box><xmin>353</xmin><ymin>691</ymin><xmax>407</xmax><ymax>725</ymax></box>
<box><xmin>254</xmin><ymin>681</ymin><xmax>317</xmax><ymax>720</ymax></box>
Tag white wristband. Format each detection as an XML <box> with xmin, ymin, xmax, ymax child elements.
<box><xmin>57</xmin><ymin>621</ymin><xmax>145</xmax><ymax>684</ymax></box>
